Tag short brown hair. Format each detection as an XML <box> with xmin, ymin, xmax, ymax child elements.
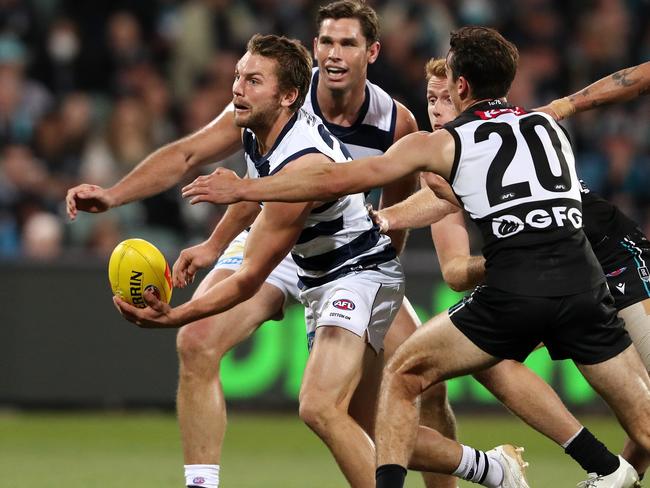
<box><xmin>247</xmin><ymin>34</ymin><xmax>312</xmax><ymax>111</ymax></box>
<box><xmin>448</xmin><ymin>26</ymin><xmax>519</xmax><ymax>100</ymax></box>
<box><xmin>317</xmin><ymin>0</ymin><xmax>380</xmax><ymax>45</ymax></box>
<box><xmin>425</xmin><ymin>58</ymin><xmax>446</xmax><ymax>81</ymax></box>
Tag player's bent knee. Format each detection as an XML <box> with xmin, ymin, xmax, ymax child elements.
<box><xmin>381</xmin><ymin>363</ymin><xmax>424</xmax><ymax>400</ymax></box>
<box><xmin>298</xmin><ymin>394</ymin><xmax>340</xmax><ymax>433</ymax></box>
<box><xmin>176</xmin><ymin>320</ymin><xmax>224</xmax><ymax>369</ymax></box>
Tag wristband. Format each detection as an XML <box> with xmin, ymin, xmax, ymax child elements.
<box><xmin>549</xmin><ymin>97</ymin><xmax>576</xmax><ymax>120</ymax></box>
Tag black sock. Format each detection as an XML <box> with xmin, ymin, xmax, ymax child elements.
<box><xmin>564</xmin><ymin>428</ymin><xmax>620</xmax><ymax>476</ymax></box>
<box><xmin>376</xmin><ymin>464</ymin><xmax>407</xmax><ymax>488</ymax></box>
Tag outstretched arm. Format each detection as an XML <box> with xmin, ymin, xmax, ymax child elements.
<box><xmin>540</xmin><ymin>62</ymin><xmax>650</xmax><ymax>120</ymax></box>
<box><xmin>182</xmin><ymin>130</ymin><xmax>455</xmax><ymax>204</ymax></box>
<box><xmin>372</xmin><ymin>185</ymin><xmax>460</xmax><ymax>232</ymax></box>
<box><xmin>172</xmin><ymin>201</ymin><xmax>261</xmax><ymax>288</ymax></box>
<box><xmin>66</xmin><ymin>104</ymin><xmax>241</xmax><ymax>219</ymax></box>
<box><xmin>114</xmin><ymin>200</ymin><xmax>311</xmax><ymax>328</ymax></box>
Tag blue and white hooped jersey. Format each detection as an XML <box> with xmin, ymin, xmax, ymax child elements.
<box><xmin>302</xmin><ymin>68</ymin><xmax>397</xmax><ymax>206</ymax></box>
<box><xmin>242</xmin><ymin>108</ymin><xmax>396</xmax><ymax>290</ymax></box>
<box><xmin>302</xmin><ymin>68</ymin><xmax>397</xmax><ymax>159</ymax></box>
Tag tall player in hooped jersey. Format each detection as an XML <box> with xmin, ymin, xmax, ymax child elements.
<box><xmin>191</xmin><ymin>27</ymin><xmax>650</xmax><ymax>488</ymax></box>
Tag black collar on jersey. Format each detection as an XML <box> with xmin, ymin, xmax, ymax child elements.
<box><xmin>310</xmin><ymin>68</ymin><xmax>371</xmax><ymax>132</ymax></box>
<box><xmin>243</xmin><ymin>110</ymin><xmax>300</xmax><ymax>168</ymax></box>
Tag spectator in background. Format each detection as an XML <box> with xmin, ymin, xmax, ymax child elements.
<box><xmin>34</xmin><ymin>92</ymin><xmax>94</xmax><ymax>193</ymax></box>
<box><xmin>106</xmin><ymin>10</ymin><xmax>151</xmax><ymax>95</ymax></box>
<box><xmin>0</xmin><ymin>0</ymin><xmax>38</xmax><ymax>45</ymax></box>
<box><xmin>32</xmin><ymin>17</ymin><xmax>83</xmax><ymax>96</ymax></box>
<box><xmin>0</xmin><ymin>35</ymin><xmax>52</xmax><ymax>145</ymax></box>
<box><xmin>21</xmin><ymin>210</ymin><xmax>63</xmax><ymax>260</ymax></box>
<box><xmin>169</xmin><ymin>0</ymin><xmax>257</xmax><ymax>102</ymax></box>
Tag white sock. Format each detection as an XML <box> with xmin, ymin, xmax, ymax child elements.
<box><xmin>453</xmin><ymin>444</ymin><xmax>504</xmax><ymax>487</ymax></box>
<box><xmin>561</xmin><ymin>426</ymin><xmax>584</xmax><ymax>449</ymax></box>
<box><xmin>184</xmin><ymin>464</ymin><xmax>220</xmax><ymax>488</ymax></box>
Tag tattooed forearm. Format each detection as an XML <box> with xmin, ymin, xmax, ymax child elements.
<box><xmin>611</xmin><ymin>66</ymin><xmax>640</xmax><ymax>88</ymax></box>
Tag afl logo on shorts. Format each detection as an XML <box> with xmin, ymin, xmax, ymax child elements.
<box><xmin>333</xmin><ymin>299</ymin><xmax>356</xmax><ymax>311</ymax></box>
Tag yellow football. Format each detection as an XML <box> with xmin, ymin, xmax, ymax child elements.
<box><xmin>108</xmin><ymin>238</ymin><xmax>173</xmax><ymax>308</ymax></box>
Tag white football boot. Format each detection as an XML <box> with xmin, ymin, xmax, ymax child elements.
<box><xmin>486</xmin><ymin>444</ymin><xmax>530</xmax><ymax>488</ymax></box>
<box><xmin>577</xmin><ymin>456</ymin><xmax>640</xmax><ymax>488</ymax></box>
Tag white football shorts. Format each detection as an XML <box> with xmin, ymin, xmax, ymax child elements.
<box><xmin>299</xmin><ymin>259</ymin><xmax>405</xmax><ymax>353</ymax></box>
<box><xmin>213</xmin><ymin>230</ymin><xmax>301</xmax><ymax>303</ymax></box>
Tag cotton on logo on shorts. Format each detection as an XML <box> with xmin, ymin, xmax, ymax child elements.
<box><xmin>333</xmin><ymin>299</ymin><xmax>355</xmax><ymax>311</ymax></box>
<box><xmin>193</xmin><ymin>477</ymin><xmax>206</xmax><ymax>485</ymax></box>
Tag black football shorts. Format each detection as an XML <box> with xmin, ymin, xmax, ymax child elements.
<box><xmin>598</xmin><ymin>227</ymin><xmax>650</xmax><ymax>311</ymax></box>
<box><xmin>448</xmin><ymin>283</ymin><xmax>631</xmax><ymax>365</ymax></box>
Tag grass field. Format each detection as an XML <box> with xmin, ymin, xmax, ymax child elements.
<box><xmin>0</xmin><ymin>411</ymin><xmax>629</xmax><ymax>487</ymax></box>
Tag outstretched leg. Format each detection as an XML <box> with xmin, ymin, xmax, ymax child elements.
<box><xmin>619</xmin><ymin>301</ymin><xmax>650</xmax><ymax>477</ymax></box>
<box><xmin>383</xmin><ymin>299</ymin><xmax>458</xmax><ymax>488</ymax></box>
<box><xmin>376</xmin><ymin>311</ymin><xmax>503</xmax><ymax>487</ymax></box>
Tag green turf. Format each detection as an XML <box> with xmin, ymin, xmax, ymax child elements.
<box><xmin>0</xmin><ymin>411</ymin><xmax>629</xmax><ymax>487</ymax></box>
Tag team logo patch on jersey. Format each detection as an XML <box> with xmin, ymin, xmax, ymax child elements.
<box><xmin>606</xmin><ymin>267</ymin><xmax>627</xmax><ymax>278</ymax></box>
<box><xmin>192</xmin><ymin>477</ymin><xmax>206</xmax><ymax>484</ymax></box>
<box><xmin>492</xmin><ymin>216</ymin><xmax>524</xmax><ymax>238</ymax></box>
<box><xmin>492</xmin><ymin>206</ymin><xmax>583</xmax><ymax>239</ymax></box>
<box><xmin>639</xmin><ymin>266</ymin><xmax>650</xmax><ymax>282</ymax></box>
<box><xmin>333</xmin><ymin>299</ymin><xmax>355</xmax><ymax>311</ymax></box>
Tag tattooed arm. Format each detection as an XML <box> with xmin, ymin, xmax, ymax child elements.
<box><xmin>539</xmin><ymin>62</ymin><xmax>650</xmax><ymax>120</ymax></box>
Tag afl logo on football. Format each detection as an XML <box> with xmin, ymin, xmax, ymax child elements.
<box><xmin>333</xmin><ymin>299</ymin><xmax>355</xmax><ymax>311</ymax></box>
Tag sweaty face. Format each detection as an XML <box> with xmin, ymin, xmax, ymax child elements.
<box><xmin>232</xmin><ymin>52</ymin><xmax>283</xmax><ymax>129</ymax></box>
<box><xmin>314</xmin><ymin>18</ymin><xmax>374</xmax><ymax>92</ymax></box>
<box><xmin>427</xmin><ymin>75</ymin><xmax>457</xmax><ymax>129</ymax></box>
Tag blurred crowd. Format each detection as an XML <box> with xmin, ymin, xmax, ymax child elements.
<box><xmin>1</xmin><ymin>0</ymin><xmax>649</xmax><ymax>261</ymax></box>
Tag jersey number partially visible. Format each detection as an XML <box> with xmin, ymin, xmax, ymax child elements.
<box><xmin>475</xmin><ymin>114</ymin><xmax>572</xmax><ymax>207</ymax></box>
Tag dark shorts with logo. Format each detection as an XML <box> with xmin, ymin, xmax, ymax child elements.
<box><xmin>597</xmin><ymin>228</ymin><xmax>650</xmax><ymax>311</ymax></box>
<box><xmin>448</xmin><ymin>283</ymin><xmax>631</xmax><ymax>364</ymax></box>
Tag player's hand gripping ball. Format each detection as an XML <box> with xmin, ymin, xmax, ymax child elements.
<box><xmin>108</xmin><ymin>239</ymin><xmax>173</xmax><ymax>308</ymax></box>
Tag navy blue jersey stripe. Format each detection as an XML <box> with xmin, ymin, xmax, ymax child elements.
<box><xmin>244</xmin><ymin>111</ymin><xmax>299</xmax><ymax>165</ymax></box>
<box><xmin>296</xmin><ymin>216</ymin><xmax>344</xmax><ymax>244</ymax></box>
<box><xmin>297</xmin><ymin>246</ymin><xmax>397</xmax><ymax>289</ymax></box>
<box><xmin>269</xmin><ymin>147</ymin><xmax>323</xmax><ymax>176</ymax></box>
<box><xmin>326</xmin><ymin>123</ymin><xmax>393</xmax><ymax>153</ymax></box>
<box><xmin>291</xmin><ymin>226</ymin><xmax>382</xmax><ymax>271</ymax></box>
<box><xmin>311</xmin><ymin>69</ymin><xmax>370</xmax><ymax>132</ymax></box>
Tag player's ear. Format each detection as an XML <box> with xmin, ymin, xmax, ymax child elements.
<box><xmin>457</xmin><ymin>75</ymin><xmax>470</xmax><ymax>100</ymax></box>
<box><xmin>281</xmin><ymin>87</ymin><xmax>299</xmax><ymax>109</ymax></box>
<box><xmin>367</xmin><ymin>41</ymin><xmax>380</xmax><ymax>64</ymax></box>
<box><xmin>313</xmin><ymin>36</ymin><xmax>318</xmax><ymax>56</ymax></box>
